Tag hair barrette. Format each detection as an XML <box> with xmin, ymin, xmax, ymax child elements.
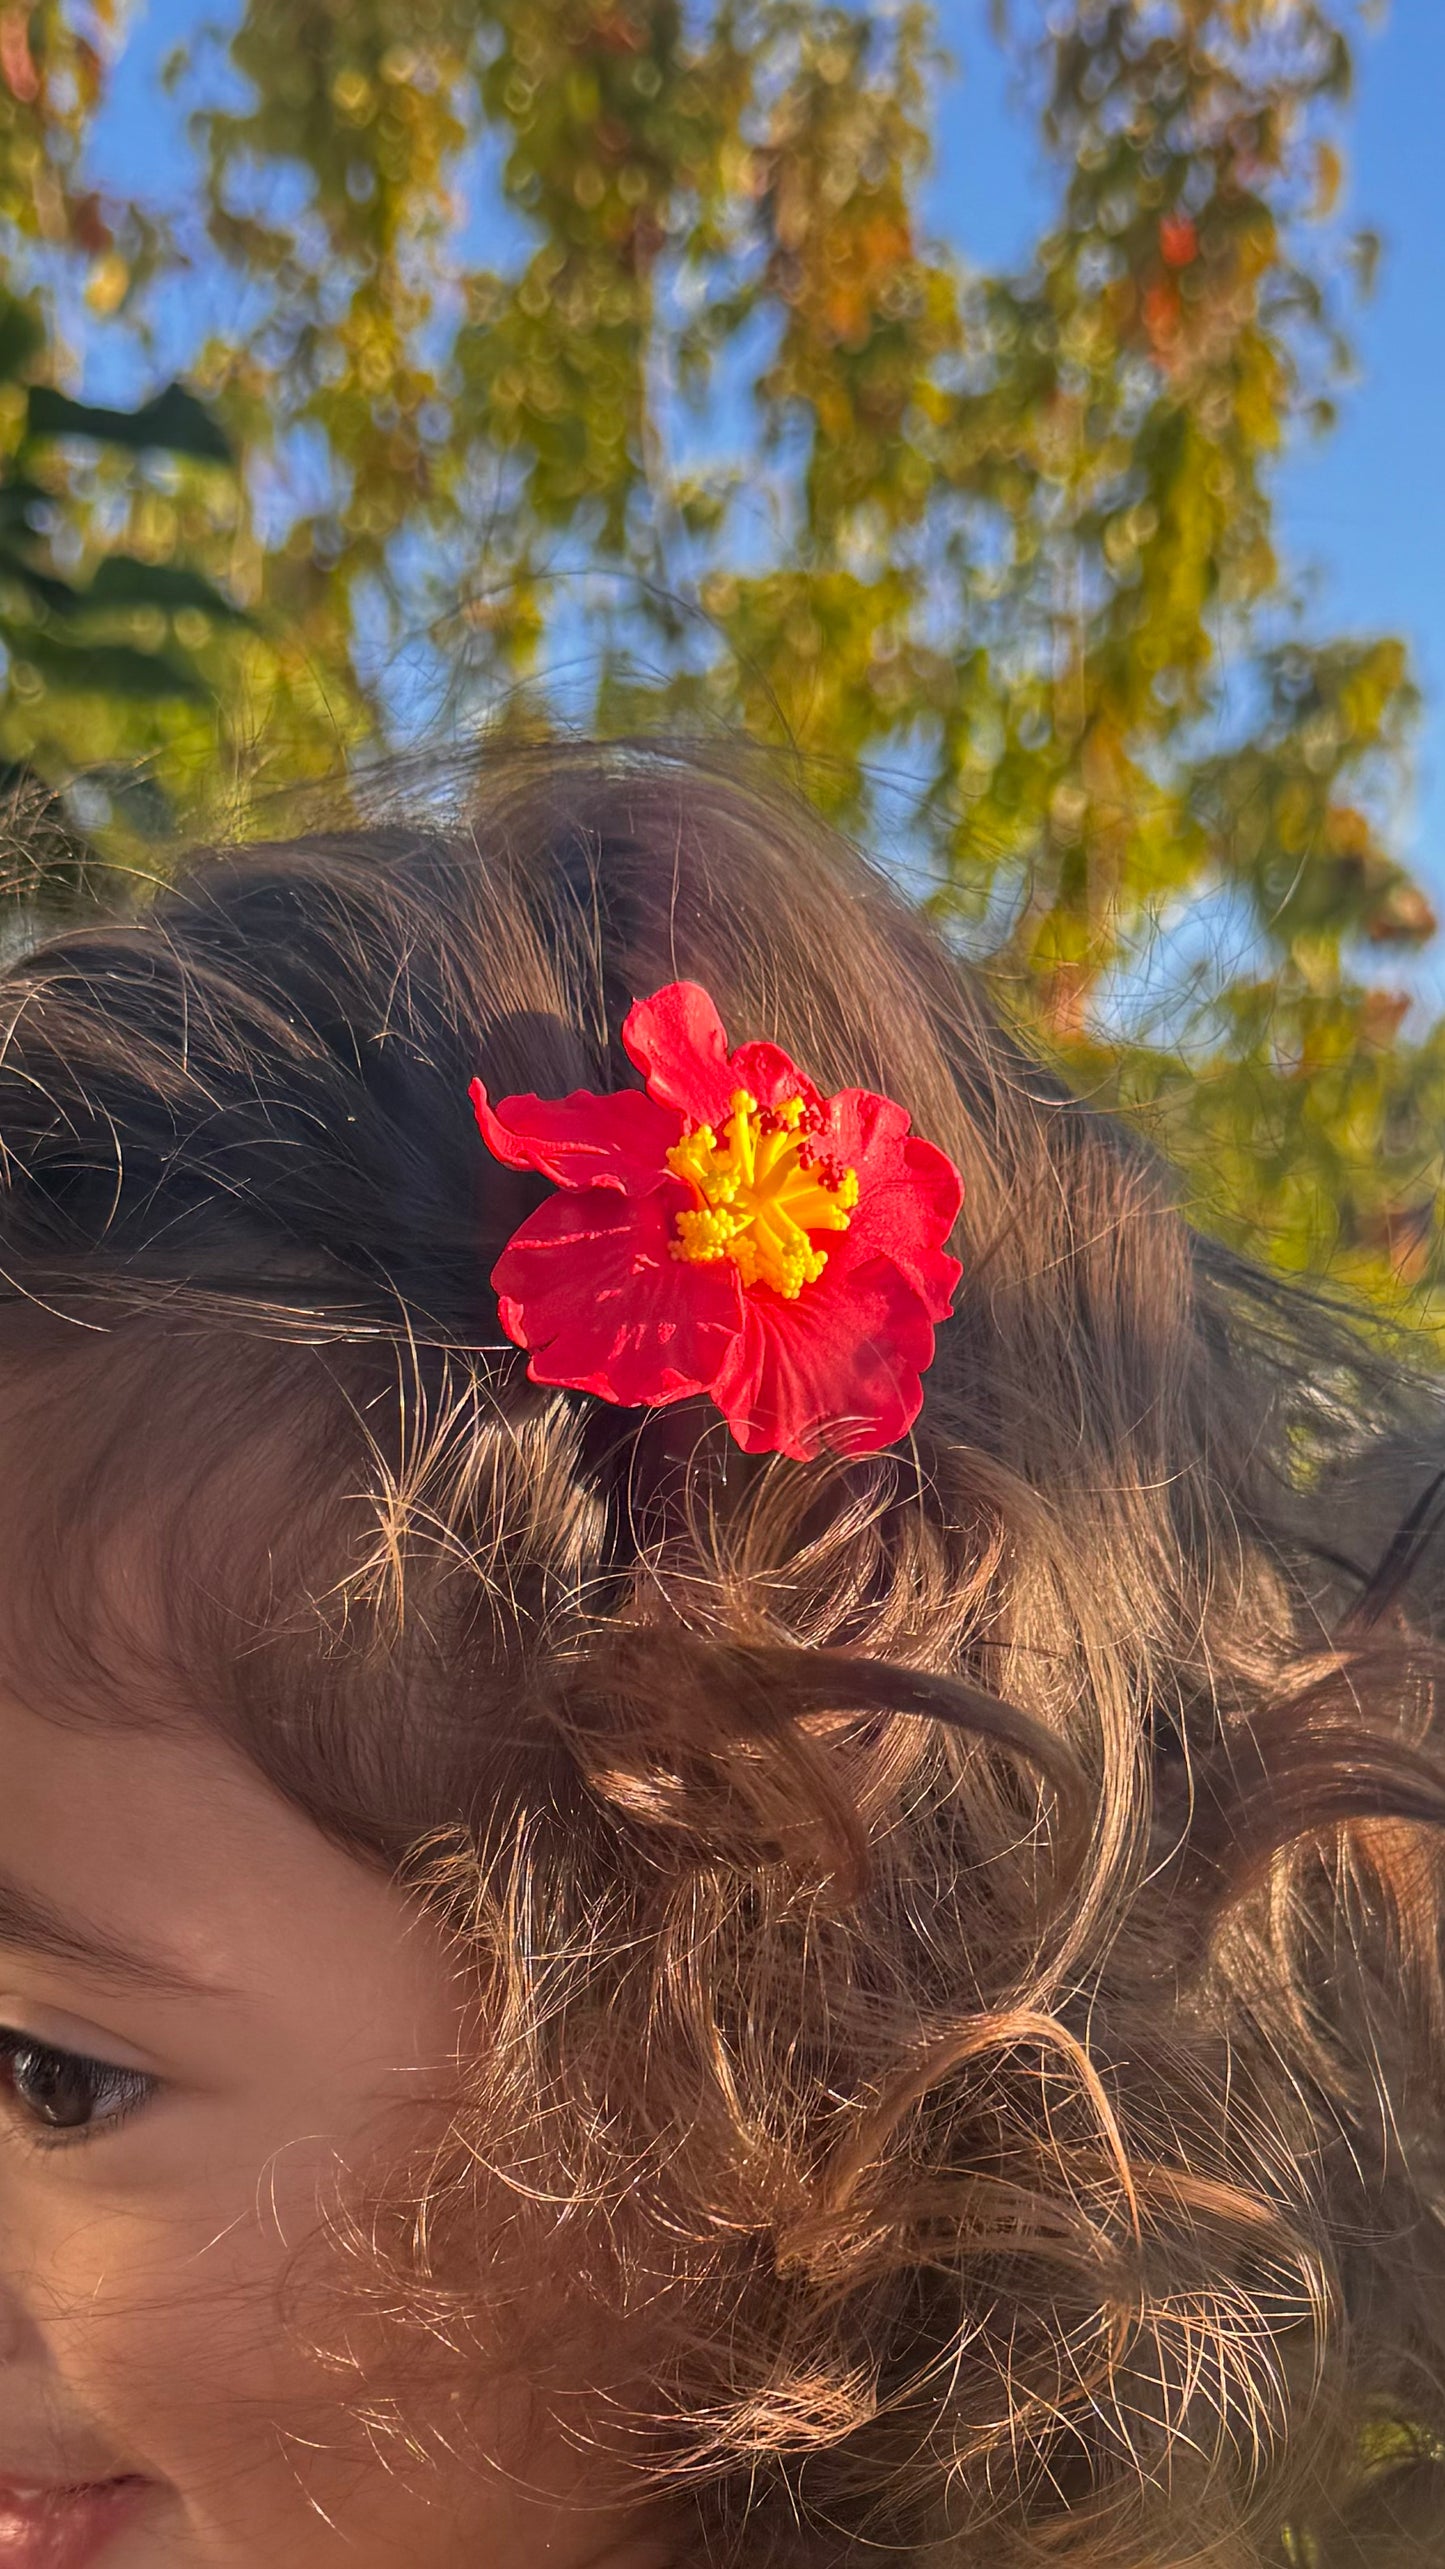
<box><xmin>471</xmin><ymin>982</ymin><xmax>962</xmax><ymax>1460</ymax></box>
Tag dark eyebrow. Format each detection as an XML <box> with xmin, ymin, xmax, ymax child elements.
<box><xmin>0</xmin><ymin>1871</ymin><xmax>233</xmax><ymax>2000</ymax></box>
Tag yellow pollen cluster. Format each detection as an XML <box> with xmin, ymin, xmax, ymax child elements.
<box><xmin>667</xmin><ymin>1089</ymin><xmax>859</xmax><ymax>1298</ymax></box>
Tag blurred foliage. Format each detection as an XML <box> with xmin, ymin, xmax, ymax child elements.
<box><xmin>0</xmin><ymin>0</ymin><xmax>252</xmax><ymax>866</ymax></box>
<box><xmin>1</xmin><ymin>0</ymin><xmax>1442</xmax><ymax>1316</ymax></box>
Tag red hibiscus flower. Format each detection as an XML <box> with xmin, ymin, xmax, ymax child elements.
<box><xmin>470</xmin><ymin>982</ymin><xmax>963</xmax><ymax>1460</ymax></box>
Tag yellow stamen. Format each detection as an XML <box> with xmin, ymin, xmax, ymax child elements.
<box><xmin>667</xmin><ymin>1090</ymin><xmax>858</xmax><ymax>1298</ymax></box>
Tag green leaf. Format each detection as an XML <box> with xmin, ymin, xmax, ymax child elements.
<box><xmin>0</xmin><ymin>294</ymin><xmax>43</xmax><ymax>386</ymax></box>
<box><xmin>21</xmin><ymin>630</ymin><xmax>212</xmax><ymax>701</ymax></box>
<box><xmin>26</xmin><ymin>382</ymin><xmax>233</xmax><ymax>465</ymax></box>
<box><xmin>85</xmin><ymin>554</ymin><xmax>250</xmax><ymax>624</ymax></box>
<box><xmin>0</xmin><ymin>475</ymin><xmax>53</xmax><ymax>534</ymax></box>
<box><xmin>0</xmin><ymin>545</ymin><xmax>83</xmax><ymax>614</ymax></box>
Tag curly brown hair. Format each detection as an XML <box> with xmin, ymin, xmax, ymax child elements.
<box><xmin>0</xmin><ymin>742</ymin><xmax>1442</xmax><ymax>2566</ymax></box>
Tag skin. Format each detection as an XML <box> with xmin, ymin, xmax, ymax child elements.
<box><xmin>0</xmin><ymin>1685</ymin><xmax>677</xmax><ymax>2568</ymax></box>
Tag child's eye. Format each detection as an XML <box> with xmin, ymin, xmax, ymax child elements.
<box><xmin>0</xmin><ymin>2028</ymin><xmax>157</xmax><ymax>2143</ymax></box>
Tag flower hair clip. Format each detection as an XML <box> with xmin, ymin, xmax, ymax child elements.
<box><xmin>470</xmin><ymin>983</ymin><xmax>963</xmax><ymax>1460</ymax></box>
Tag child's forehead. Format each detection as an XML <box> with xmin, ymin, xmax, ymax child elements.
<box><xmin>0</xmin><ymin>1309</ymin><xmax>559</xmax><ymax>1871</ymax></box>
<box><xmin>0</xmin><ymin>1679</ymin><xmax>283</xmax><ymax>1968</ymax></box>
<box><xmin>0</xmin><ymin>1320</ymin><xmax>359</xmax><ymax>1713</ymax></box>
<box><xmin>0</xmin><ymin>1668</ymin><xmax>462</xmax><ymax>2072</ymax></box>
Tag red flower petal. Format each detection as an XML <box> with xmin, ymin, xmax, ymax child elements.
<box><xmin>709</xmin><ymin>1227</ymin><xmax>939</xmax><ymax>1460</ymax></box>
<box><xmin>892</xmin><ymin>1140</ymin><xmax>965</xmax><ymax>1318</ymax></box>
<box><xmin>475</xmin><ymin>988</ymin><xmax>965</xmax><ymax>1459</ymax></box>
<box><xmin>725</xmin><ymin>1042</ymin><xmax>823</xmax><ymax>1116</ymax></box>
<box><xmin>622</xmin><ymin>983</ymin><xmax>734</xmax><ymax>1124</ymax></box>
<box><xmin>471</xmin><ymin>1077</ymin><xmax>680</xmax><ymax>1196</ymax></box>
<box><xmin>491</xmin><ymin>1179</ymin><xmax>742</xmax><ymax>1409</ymax></box>
<box><xmin>623</xmin><ymin>985</ymin><xmax>826</xmax><ymax>1123</ymax></box>
<box><xmin>818</xmin><ymin>1090</ymin><xmax>963</xmax><ymax>1318</ymax></box>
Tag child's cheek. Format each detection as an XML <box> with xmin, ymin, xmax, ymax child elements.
<box><xmin>5</xmin><ymin>2156</ymin><xmax>464</xmax><ymax>2565</ymax></box>
<box><xmin>4</xmin><ymin>2145</ymin><xmax>604</xmax><ymax>2569</ymax></box>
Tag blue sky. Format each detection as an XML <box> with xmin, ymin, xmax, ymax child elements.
<box><xmin>87</xmin><ymin>0</ymin><xmax>1444</xmax><ymax>916</ymax></box>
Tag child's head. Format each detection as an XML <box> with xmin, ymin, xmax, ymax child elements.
<box><xmin>0</xmin><ymin>743</ymin><xmax>1442</xmax><ymax>2569</ymax></box>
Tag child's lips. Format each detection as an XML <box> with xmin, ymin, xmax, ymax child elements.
<box><xmin>0</xmin><ymin>2475</ymin><xmax>153</xmax><ymax>2569</ymax></box>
